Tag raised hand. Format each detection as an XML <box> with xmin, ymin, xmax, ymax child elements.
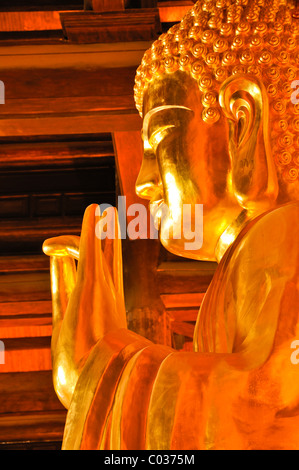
<box><xmin>43</xmin><ymin>204</ymin><xmax>127</xmax><ymax>408</ymax></box>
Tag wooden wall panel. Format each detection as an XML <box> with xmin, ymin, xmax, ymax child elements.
<box><xmin>0</xmin><ymin>139</ymin><xmax>116</xmax><ymax>252</ymax></box>
<box><xmin>0</xmin><ymin>370</ymin><xmax>66</xmax><ymax>445</ymax></box>
<box><xmin>0</xmin><ymin>137</ymin><xmax>116</xmax><ymax>444</ymax></box>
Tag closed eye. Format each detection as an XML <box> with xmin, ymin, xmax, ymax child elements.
<box><xmin>142</xmin><ymin>105</ymin><xmax>193</xmax><ymax>152</ymax></box>
<box><xmin>149</xmin><ymin>125</ymin><xmax>176</xmax><ymax>152</ymax></box>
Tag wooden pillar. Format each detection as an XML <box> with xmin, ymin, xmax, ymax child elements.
<box><xmin>113</xmin><ymin>131</ymin><xmax>172</xmax><ymax>346</ymax></box>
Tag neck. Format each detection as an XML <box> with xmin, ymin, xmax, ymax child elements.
<box><xmin>215</xmin><ymin>199</ymin><xmax>297</xmax><ymax>262</ymax></box>
<box><xmin>215</xmin><ymin>209</ymin><xmax>249</xmax><ymax>263</ymax></box>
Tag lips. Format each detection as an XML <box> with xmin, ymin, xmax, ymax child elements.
<box><xmin>149</xmin><ymin>198</ymin><xmax>164</xmax><ymax>228</ymax></box>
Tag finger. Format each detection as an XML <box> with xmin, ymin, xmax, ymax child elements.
<box><xmin>43</xmin><ymin>236</ymin><xmax>80</xmax><ymax>259</ymax></box>
<box><xmin>77</xmin><ymin>204</ymin><xmax>103</xmax><ymax>283</ymax></box>
<box><xmin>50</xmin><ymin>255</ymin><xmax>77</xmax><ymax>329</ymax></box>
<box><xmin>111</xmin><ymin>210</ymin><xmax>124</xmax><ymax>297</ymax></box>
<box><xmin>100</xmin><ymin>207</ymin><xmax>124</xmax><ymax>296</ymax></box>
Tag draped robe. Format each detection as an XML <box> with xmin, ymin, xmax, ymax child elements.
<box><xmin>62</xmin><ymin>202</ymin><xmax>299</xmax><ymax>450</ymax></box>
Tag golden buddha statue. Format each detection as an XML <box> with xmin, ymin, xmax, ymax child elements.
<box><xmin>43</xmin><ymin>0</ymin><xmax>299</xmax><ymax>450</ymax></box>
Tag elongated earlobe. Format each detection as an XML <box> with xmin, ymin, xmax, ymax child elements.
<box><xmin>219</xmin><ymin>74</ymin><xmax>278</xmax><ymax>214</ymax></box>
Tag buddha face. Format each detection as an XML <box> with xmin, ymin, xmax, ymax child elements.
<box><xmin>136</xmin><ymin>71</ymin><xmax>245</xmax><ymax>262</ymax></box>
<box><xmin>134</xmin><ymin>0</ymin><xmax>298</xmax><ymax>261</ymax></box>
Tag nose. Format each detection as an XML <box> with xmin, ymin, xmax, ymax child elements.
<box><xmin>135</xmin><ymin>150</ymin><xmax>162</xmax><ymax>200</ymax></box>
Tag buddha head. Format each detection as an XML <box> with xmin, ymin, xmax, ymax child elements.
<box><xmin>134</xmin><ymin>0</ymin><xmax>299</xmax><ymax>262</ymax></box>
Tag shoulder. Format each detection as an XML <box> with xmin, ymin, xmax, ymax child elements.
<box><xmin>195</xmin><ymin>202</ymin><xmax>299</xmax><ymax>358</ymax></box>
<box><xmin>227</xmin><ymin>202</ymin><xmax>299</xmax><ymax>275</ymax></box>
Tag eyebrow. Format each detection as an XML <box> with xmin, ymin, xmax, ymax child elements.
<box><xmin>142</xmin><ymin>105</ymin><xmax>192</xmax><ymax>144</ymax></box>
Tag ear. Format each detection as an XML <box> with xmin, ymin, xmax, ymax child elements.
<box><xmin>219</xmin><ymin>74</ymin><xmax>278</xmax><ymax>213</ymax></box>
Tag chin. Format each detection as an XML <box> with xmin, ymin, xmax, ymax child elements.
<box><xmin>158</xmin><ymin>212</ymin><xmax>219</xmax><ymax>262</ymax></box>
<box><xmin>160</xmin><ymin>237</ymin><xmax>217</xmax><ymax>263</ymax></box>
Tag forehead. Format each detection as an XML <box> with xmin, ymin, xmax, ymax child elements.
<box><xmin>143</xmin><ymin>70</ymin><xmax>202</xmax><ymax>117</ymax></box>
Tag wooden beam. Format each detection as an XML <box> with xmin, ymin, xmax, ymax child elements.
<box><xmin>167</xmin><ymin>308</ymin><xmax>199</xmax><ymax>322</ymax></box>
<box><xmin>85</xmin><ymin>0</ymin><xmax>158</xmax><ymax>11</ymax></box>
<box><xmin>0</xmin><ymin>300</ymin><xmax>52</xmax><ymax>315</ymax></box>
<box><xmin>60</xmin><ymin>9</ymin><xmax>161</xmax><ymax>43</ymax></box>
<box><xmin>0</xmin><ymin>42</ymin><xmax>149</xmax><ymax>72</ymax></box>
<box><xmin>0</xmin><ymin>2</ymin><xmax>191</xmax><ymax>37</ymax></box>
<box><xmin>0</xmin><ymin>11</ymin><xmax>63</xmax><ymax>31</ymax></box>
<box><xmin>157</xmin><ymin>261</ymin><xmax>217</xmax><ymax>294</ymax></box>
<box><xmin>0</xmin><ymin>141</ymin><xmax>114</xmax><ymax>168</ymax></box>
<box><xmin>158</xmin><ymin>1</ymin><xmax>193</xmax><ymax>23</ymax></box>
<box><xmin>0</xmin><ymin>255</ymin><xmax>49</xmax><ymax>273</ymax></box>
<box><xmin>0</xmin><ymin>113</ymin><xmax>142</xmax><ymax>137</ymax></box>
<box><xmin>0</xmin><ymin>411</ymin><xmax>66</xmax><ymax>443</ymax></box>
<box><xmin>0</xmin><ymin>42</ymin><xmax>146</xmax><ymax>136</ymax></box>
<box><xmin>138</xmin><ymin>1</ymin><xmax>158</xmax><ymax>7</ymax></box>
<box><xmin>170</xmin><ymin>321</ymin><xmax>195</xmax><ymax>339</ymax></box>
<box><xmin>161</xmin><ymin>292</ymin><xmax>206</xmax><ymax>309</ymax></box>
<box><xmin>85</xmin><ymin>0</ymin><xmax>128</xmax><ymax>11</ymax></box>
<box><xmin>0</xmin><ymin>1</ymin><xmax>82</xmax><ymax>12</ymax></box>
